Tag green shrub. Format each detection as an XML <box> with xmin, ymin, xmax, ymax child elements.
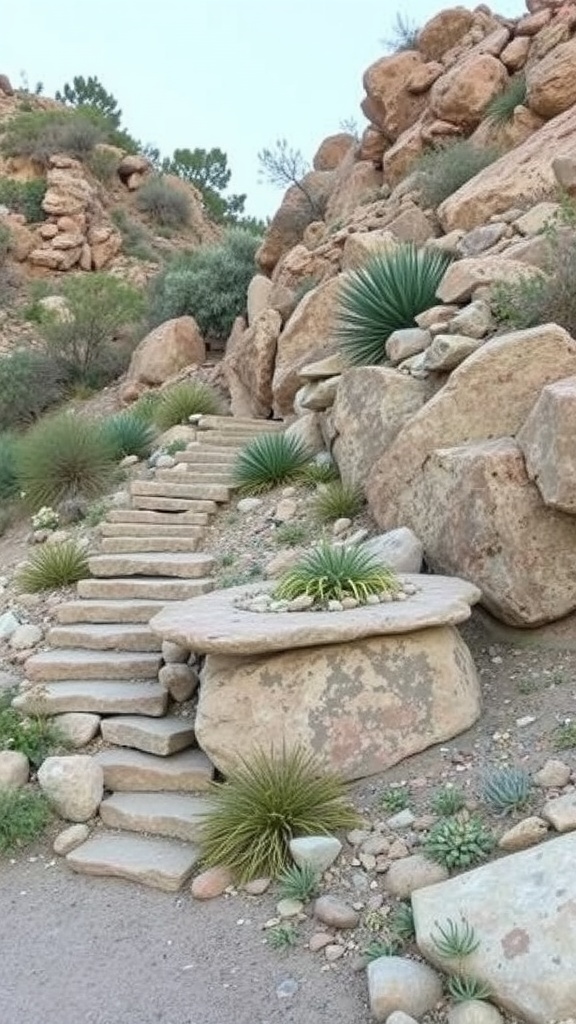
<box><xmin>274</xmin><ymin>522</ymin><xmax>310</xmax><ymax>547</ymax></box>
<box><xmin>0</xmin><ymin>223</ymin><xmax>9</xmax><ymax>264</ymax></box>
<box><xmin>0</xmin><ymin>177</ymin><xmax>46</xmax><ymax>222</ymax></box>
<box><xmin>416</xmin><ymin>140</ymin><xmax>500</xmax><ymax>209</ymax></box>
<box><xmin>278</xmin><ymin>862</ymin><xmax>320</xmax><ymax>902</ymax></box>
<box><xmin>431</xmin><ymin>785</ymin><xmax>466</xmax><ymax>817</ymax></box>
<box><xmin>380</xmin><ymin>786</ymin><xmax>411</xmax><ymax>813</ymax></box>
<box><xmin>0</xmin><ymin>689</ymin><xmax>64</xmax><ymax>766</ymax></box>
<box><xmin>553</xmin><ymin>720</ymin><xmax>576</xmax><ymax>750</ymax></box>
<box><xmin>267</xmin><ymin>923</ymin><xmax>298</xmax><ymax>949</ymax></box>
<box><xmin>198</xmin><ymin>744</ymin><xmax>358</xmax><ymax>882</ymax></box>
<box><xmin>363</xmin><ymin>939</ymin><xmax>400</xmax><ymax>962</ymax></box>
<box><xmin>16</xmin><ymin>414</ymin><xmax>116</xmax><ymax>509</ymax></box>
<box><xmin>389</xmin><ymin>902</ymin><xmax>415</xmax><ymax>942</ymax></box>
<box><xmin>446</xmin><ymin>975</ymin><xmax>491</xmax><ymax>1002</ymax></box>
<box><xmin>148</xmin><ymin>229</ymin><xmax>259</xmax><ymax>341</ymax></box>
<box><xmin>274</xmin><ymin>542</ymin><xmax>400</xmax><ymax>605</ymax></box>
<box><xmin>153</xmin><ymin>381</ymin><xmax>224</xmax><ymax>430</ymax></box>
<box><xmin>136</xmin><ymin>175</ymin><xmax>190</xmax><ymax>228</ymax></box>
<box><xmin>111</xmin><ymin>207</ymin><xmax>157</xmax><ymax>262</ymax></box>
<box><xmin>312</xmin><ymin>480</ymin><xmax>365</xmax><ymax>523</ymax></box>
<box><xmin>0</xmin><ymin>109</ymin><xmax>106</xmax><ymax>165</ymax></box>
<box><xmin>101</xmin><ymin>412</ymin><xmax>156</xmax><ymax>460</ymax></box>
<box><xmin>130</xmin><ymin>390</ymin><xmax>161</xmax><ymax>423</ymax></box>
<box><xmin>336</xmin><ymin>245</ymin><xmax>452</xmax><ymax>365</ymax></box>
<box><xmin>424</xmin><ymin>816</ymin><xmax>494</xmax><ymax>870</ymax></box>
<box><xmin>233</xmin><ymin>433</ymin><xmax>311</xmax><ymax>494</ymax></box>
<box><xmin>486</xmin><ymin>74</ymin><xmax>527</xmax><ymax>125</ymax></box>
<box><xmin>0</xmin><ymin>788</ymin><xmax>51</xmax><ymax>853</ymax></box>
<box><xmin>86</xmin><ymin>147</ymin><xmax>120</xmax><ymax>184</ymax></box>
<box><xmin>0</xmin><ymin>350</ymin><xmax>65</xmax><ymax>430</ymax></box>
<box><xmin>16</xmin><ymin>539</ymin><xmax>90</xmax><ymax>592</ymax></box>
<box><xmin>299</xmin><ymin>459</ymin><xmax>340</xmax><ymax>485</ymax></box>
<box><xmin>0</xmin><ymin>433</ymin><xmax>19</xmax><ymax>500</ymax></box>
<box><xmin>32</xmin><ymin>273</ymin><xmax>145</xmax><ymax>387</ymax></box>
<box><xmin>481</xmin><ymin>766</ymin><xmax>532</xmax><ymax>814</ymax></box>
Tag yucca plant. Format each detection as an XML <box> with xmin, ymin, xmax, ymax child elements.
<box><xmin>486</xmin><ymin>74</ymin><xmax>527</xmax><ymax>125</ymax></box>
<box><xmin>278</xmin><ymin>862</ymin><xmax>320</xmax><ymax>902</ymax></box>
<box><xmin>16</xmin><ymin>540</ymin><xmax>90</xmax><ymax>593</ymax></box>
<box><xmin>153</xmin><ymin>381</ymin><xmax>224</xmax><ymax>430</ymax></box>
<box><xmin>198</xmin><ymin>745</ymin><xmax>359</xmax><ymax>883</ymax></box>
<box><xmin>424</xmin><ymin>816</ymin><xmax>494</xmax><ymax>871</ymax></box>
<box><xmin>232</xmin><ymin>433</ymin><xmax>311</xmax><ymax>494</ymax></box>
<box><xmin>446</xmin><ymin>974</ymin><xmax>492</xmax><ymax>1003</ymax></box>
<box><xmin>481</xmin><ymin>767</ymin><xmax>532</xmax><ymax>815</ymax></box>
<box><xmin>335</xmin><ymin>244</ymin><xmax>452</xmax><ymax>366</ymax></box>
<box><xmin>101</xmin><ymin>412</ymin><xmax>157</xmax><ymax>460</ymax></box>
<box><xmin>274</xmin><ymin>541</ymin><xmax>399</xmax><ymax>605</ymax></box>
<box><xmin>312</xmin><ymin>480</ymin><xmax>365</xmax><ymax>523</ymax></box>
<box><xmin>0</xmin><ymin>788</ymin><xmax>51</xmax><ymax>853</ymax></box>
<box><xmin>15</xmin><ymin>414</ymin><xmax>116</xmax><ymax>510</ymax></box>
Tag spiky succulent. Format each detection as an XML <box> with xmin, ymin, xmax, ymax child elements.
<box><xmin>232</xmin><ymin>433</ymin><xmax>311</xmax><ymax>494</ymax></box>
<box><xmin>481</xmin><ymin>767</ymin><xmax>532</xmax><ymax>815</ymax></box>
<box><xmin>424</xmin><ymin>816</ymin><xmax>494</xmax><ymax>870</ymax></box>
<box><xmin>274</xmin><ymin>541</ymin><xmax>399</xmax><ymax>605</ymax></box>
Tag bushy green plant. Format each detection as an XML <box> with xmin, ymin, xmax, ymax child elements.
<box><xmin>312</xmin><ymin>480</ymin><xmax>365</xmax><ymax>523</ymax></box>
<box><xmin>233</xmin><ymin>433</ymin><xmax>311</xmax><ymax>494</ymax></box>
<box><xmin>274</xmin><ymin>522</ymin><xmax>310</xmax><ymax>547</ymax></box>
<box><xmin>267</xmin><ymin>923</ymin><xmax>298</xmax><ymax>949</ymax></box>
<box><xmin>16</xmin><ymin>539</ymin><xmax>90</xmax><ymax>592</ymax></box>
<box><xmin>0</xmin><ymin>689</ymin><xmax>64</xmax><ymax>766</ymax></box>
<box><xmin>16</xmin><ymin>414</ymin><xmax>116</xmax><ymax>509</ymax></box>
<box><xmin>416</xmin><ymin>140</ymin><xmax>500</xmax><ymax>209</ymax></box>
<box><xmin>431</xmin><ymin>785</ymin><xmax>467</xmax><ymax>817</ymax></box>
<box><xmin>148</xmin><ymin>229</ymin><xmax>259</xmax><ymax>341</ymax></box>
<box><xmin>382</xmin><ymin>12</ymin><xmax>419</xmax><ymax>52</ymax></box>
<box><xmin>111</xmin><ymin>207</ymin><xmax>157</xmax><ymax>262</ymax></box>
<box><xmin>275</xmin><ymin>541</ymin><xmax>399</xmax><ymax>605</ymax></box>
<box><xmin>130</xmin><ymin>390</ymin><xmax>161</xmax><ymax>423</ymax></box>
<box><xmin>446</xmin><ymin>975</ymin><xmax>491</xmax><ymax>1003</ymax></box>
<box><xmin>299</xmin><ymin>460</ymin><xmax>340</xmax><ymax>485</ymax></box>
<box><xmin>278</xmin><ymin>862</ymin><xmax>320</xmax><ymax>902</ymax></box>
<box><xmin>363</xmin><ymin>939</ymin><xmax>400</xmax><ymax>962</ymax></box>
<box><xmin>481</xmin><ymin>767</ymin><xmax>532</xmax><ymax>814</ymax></box>
<box><xmin>86</xmin><ymin>147</ymin><xmax>120</xmax><ymax>184</ymax></box>
<box><xmin>0</xmin><ymin>223</ymin><xmax>9</xmax><ymax>264</ymax></box>
<box><xmin>101</xmin><ymin>412</ymin><xmax>156</xmax><ymax>460</ymax></box>
<box><xmin>0</xmin><ymin>788</ymin><xmax>51</xmax><ymax>853</ymax></box>
<box><xmin>424</xmin><ymin>816</ymin><xmax>494</xmax><ymax>870</ymax></box>
<box><xmin>486</xmin><ymin>74</ymin><xmax>527</xmax><ymax>125</ymax></box>
<box><xmin>389</xmin><ymin>902</ymin><xmax>415</xmax><ymax>943</ymax></box>
<box><xmin>153</xmin><ymin>381</ymin><xmax>224</xmax><ymax>430</ymax></box>
<box><xmin>0</xmin><ymin>433</ymin><xmax>19</xmax><ymax>500</ymax></box>
<box><xmin>136</xmin><ymin>175</ymin><xmax>190</xmax><ymax>228</ymax></box>
<box><xmin>0</xmin><ymin>177</ymin><xmax>47</xmax><ymax>222</ymax></box>
<box><xmin>32</xmin><ymin>273</ymin><xmax>145</xmax><ymax>387</ymax></box>
<box><xmin>198</xmin><ymin>744</ymin><xmax>358</xmax><ymax>882</ymax></box>
<box><xmin>0</xmin><ymin>350</ymin><xmax>65</xmax><ymax>430</ymax></box>
<box><xmin>554</xmin><ymin>720</ymin><xmax>576</xmax><ymax>750</ymax></box>
<box><xmin>335</xmin><ymin>245</ymin><xmax>452</xmax><ymax>365</ymax></box>
<box><xmin>380</xmin><ymin>786</ymin><xmax>411</xmax><ymax>814</ymax></box>
<box><xmin>431</xmin><ymin>917</ymin><xmax>480</xmax><ymax>959</ymax></box>
<box><xmin>0</xmin><ymin>109</ymin><xmax>106</xmax><ymax>165</ymax></box>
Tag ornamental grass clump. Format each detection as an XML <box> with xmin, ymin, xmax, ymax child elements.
<box><xmin>0</xmin><ymin>789</ymin><xmax>52</xmax><ymax>853</ymax></box>
<box><xmin>153</xmin><ymin>381</ymin><xmax>224</xmax><ymax>430</ymax></box>
<box><xmin>16</xmin><ymin>540</ymin><xmax>90</xmax><ymax>593</ymax></box>
<box><xmin>101</xmin><ymin>412</ymin><xmax>156</xmax><ymax>460</ymax></box>
<box><xmin>232</xmin><ymin>433</ymin><xmax>311</xmax><ymax>494</ymax></box>
<box><xmin>198</xmin><ymin>745</ymin><xmax>358</xmax><ymax>882</ymax></box>
<box><xmin>335</xmin><ymin>244</ymin><xmax>452</xmax><ymax>366</ymax></box>
<box><xmin>274</xmin><ymin>541</ymin><xmax>399</xmax><ymax>606</ymax></box>
<box><xmin>312</xmin><ymin>480</ymin><xmax>365</xmax><ymax>523</ymax></box>
<box><xmin>486</xmin><ymin>74</ymin><xmax>527</xmax><ymax>125</ymax></box>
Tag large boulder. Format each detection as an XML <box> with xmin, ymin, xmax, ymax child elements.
<box><xmin>526</xmin><ymin>37</ymin><xmax>576</xmax><ymax>119</ymax></box>
<box><xmin>313</xmin><ymin>133</ymin><xmax>355</xmax><ymax>171</ymax></box>
<box><xmin>42</xmin><ymin>167</ymin><xmax>95</xmax><ymax>217</ymax></box>
<box><xmin>126</xmin><ymin>316</ymin><xmax>205</xmax><ymax>387</ymax></box>
<box><xmin>246</xmin><ymin>274</ymin><xmax>272</xmax><ymax>326</ymax></box>
<box><xmin>362</xmin><ymin>52</ymin><xmax>428</xmax><ymax>140</ymax></box>
<box><xmin>436</xmin><ymin>256</ymin><xmax>540</xmax><ymax>304</ymax></box>
<box><xmin>196</xmin><ymin>625</ymin><xmax>481</xmax><ymax>781</ymax></box>
<box><xmin>417</xmin><ymin>7</ymin><xmax>475</xmax><ymax>61</ymax></box>
<box><xmin>272</xmin><ymin>276</ymin><xmax>342</xmax><ymax>417</ymax></box>
<box><xmin>38</xmin><ymin>755</ymin><xmax>103</xmax><ymax>822</ymax></box>
<box><xmin>332</xmin><ymin>367</ymin><xmax>435</xmax><ymax>486</ymax></box>
<box><xmin>256</xmin><ymin>171</ymin><xmax>335</xmax><ymax>274</ymax></box>
<box><xmin>223</xmin><ymin>309</ymin><xmax>282</xmax><ymax>418</ymax></box>
<box><xmin>517</xmin><ymin>376</ymin><xmax>576</xmax><ymax>513</ymax></box>
<box><xmin>324</xmin><ymin>158</ymin><xmax>383</xmax><ymax>225</ymax></box>
<box><xmin>429</xmin><ymin>55</ymin><xmax>509</xmax><ymax>128</ymax></box>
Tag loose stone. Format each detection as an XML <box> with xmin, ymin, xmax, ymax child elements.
<box><xmin>314</xmin><ymin>895</ymin><xmax>360</xmax><ymax>929</ymax></box>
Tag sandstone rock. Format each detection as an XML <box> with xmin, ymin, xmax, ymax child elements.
<box><xmin>0</xmin><ymin>74</ymin><xmax>14</xmax><ymax>96</ymax></box>
<box><xmin>324</xmin><ymin>159</ymin><xmax>383</xmax><ymax>225</ymax></box>
<box><xmin>552</xmin><ymin>155</ymin><xmax>576</xmax><ymax>196</ymax></box>
<box><xmin>313</xmin><ymin>133</ymin><xmax>355</xmax><ymax>171</ymax></box>
<box><xmin>341</xmin><ymin>230</ymin><xmax>398</xmax><ymax>271</ymax></box>
<box><xmin>332</xmin><ymin>367</ymin><xmax>434</xmax><ymax>487</ymax></box>
<box><xmin>191</xmin><ymin>865</ymin><xmax>233</xmax><ymax>899</ymax></box>
<box><xmin>161</xmin><ymin>640</ymin><xmax>189</xmax><ymax>664</ymax></box>
<box><xmin>363</xmin><ymin>528</ymin><xmax>423</xmax><ymax>573</ymax></box>
<box><xmin>3</xmin><ymin>217</ymin><xmax>35</xmax><ymax>261</ymax></box>
<box><xmin>127</xmin><ymin>317</ymin><xmax>205</xmax><ymax>386</ymax></box>
<box><xmin>542</xmin><ymin>792</ymin><xmax>576</xmax><ymax>832</ymax></box>
<box><xmin>386</xmin><ymin>205</ymin><xmax>436</xmax><ymax>244</ymax></box>
<box><xmin>447</xmin><ymin>300</ymin><xmax>494</xmax><ymax>338</ymax></box>
<box><xmin>256</xmin><ymin>172</ymin><xmax>335</xmax><ymax>274</ymax></box>
<box><xmin>382</xmin><ymin>124</ymin><xmax>425</xmax><ymax>186</ymax></box>
<box><xmin>158</xmin><ymin>663</ymin><xmax>199</xmax><ymax>703</ymax></box>
<box><xmin>289</xmin><ymin>836</ymin><xmax>342</xmax><ymax>873</ymax></box>
<box><xmin>534</xmin><ymin>758</ymin><xmax>572</xmax><ymax>787</ymax></box>
<box><xmin>242</xmin><ymin>877</ymin><xmax>270</xmax><ymax>895</ymax></box>
<box><xmin>38</xmin><ymin>755</ymin><xmax>103</xmax><ymax>822</ymax></box>
<box><xmin>457</xmin><ymin>222</ymin><xmax>508</xmax><ymax>257</ymax></box>
<box><xmin>299</xmin><ymin>353</ymin><xmax>347</xmax><ymax>380</ymax></box>
<box><xmin>517</xmin><ymin>377</ymin><xmax>576</xmax><ymax>513</ymax></box>
<box><xmin>362</xmin><ymin>52</ymin><xmax>428</xmax><ymax>140</ymax></box>
<box><xmin>118</xmin><ymin>154</ymin><xmax>150</xmax><ymax>180</ymax></box>
<box><xmin>421</xmin><ymin>333</ymin><xmax>484</xmax><ymax>371</ymax></box>
<box><xmin>359</xmin><ymin>125</ymin><xmax>388</xmax><ymax>165</ymax></box>
<box><xmin>0</xmin><ymin>750</ymin><xmax>29</xmax><ymax>789</ymax></box>
<box><xmin>283</xmin><ymin>413</ymin><xmax>325</xmax><ymax>456</ymax></box>
<box><xmin>416</xmin><ymin>305</ymin><xmax>459</xmax><ymax>329</ymax></box>
<box><xmin>406</xmin><ymin>61</ymin><xmax>444</xmax><ymax>94</ymax></box>
<box><xmin>437</xmin><ymin>256</ymin><xmax>539</xmax><ymax>303</ymax></box>
<box><xmin>413</xmin><ymin>833</ymin><xmax>576</xmax><ymax>1023</ymax></box>
<box><xmin>246</xmin><ymin>274</ymin><xmax>272</xmax><ymax>326</ymax></box>
<box><xmin>314</xmin><ymin>895</ymin><xmax>359</xmax><ymax>929</ymax></box>
<box><xmin>386</xmin><ymin>328</ymin><xmax>430</xmax><ymax>366</ymax></box>
<box><xmin>527</xmin><ymin>38</ymin><xmax>576</xmax><ymax>119</ymax></box>
<box><xmin>224</xmin><ymin>309</ymin><xmax>282</xmax><ymax>418</ymax></box>
<box><xmin>386</xmin><ymin>1014</ymin><xmax>420</xmax><ymax>1024</ymax></box>
<box><xmin>430</xmin><ymin>55</ymin><xmax>508</xmax><ymax>129</ymax></box>
<box><xmin>53</xmin><ymin>713</ymin><xmax>100</xmax><ymax>748</ymax></box>
<box><xmin>264</xmin><ymin>548</ymin><xmax>302</xmax><ymax>578</ymax></box>
<box><xmin>417</xmin><ymin>7</ymin><xmax>475</xmax><ymax>61</ymax></box>
<box><xmin>368</xmin><ymin>956</ymin><xmax>443</xmax><ymax>1020</ymax></box>
<box><xmin>501</xmin><ymin>35</ymin><xmax>531</xmax><ymax>70</ymax></box>
<box><xmin>498</xmin><ymin>816</ymin><xmax>549</xmax><ymax>851</ymax></box>
<box><xmin>295</xmin><ymin>377</ymin><xmax>339</xmax><ymax>412</ymax></box>
<box><xmin>53</xmin><ymin>823</ymin><xmax>90</xmax><ymax>856</ymax></box>
<box><xmin>0</xmin><ymin>611</ymin><xmax>19</xmax><ymax>640</ymax></box>
<box><xmin>42</xmin><ymin>169</ymin><xmax>95</xmax><ymax>217</ymax></box>
<box><xmin>448</xmin><ymin>1002</ymin><xmax>504</xmax><ymax>1024</ymax></box>
<box><xmin>272</xmin><ymin>276</ymin><xmax>342</xmax><ymax>417</ymax></box>
<box><xmin>514</xmin><ymin>201</ymin><xmax>559</xmax><ymax>235</ymax></box>
<box><xmin>10</xmin><ymin>624</ymin><xmax>42</xmax><ymax>650</ymax></box>
<box><xmin>383</xmin><ymin>854</ymin><xmax>449</xmax><ymax>897</ymax></box>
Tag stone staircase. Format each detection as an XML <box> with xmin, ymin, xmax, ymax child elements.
<box><xmin>15</xmin><ymin>415</ymin><xmax>284</xmax><ymax>891</ymax></box>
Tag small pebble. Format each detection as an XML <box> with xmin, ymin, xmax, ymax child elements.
<box><xmin>277</xmin><ymin>898</ymin><xmax>303</xmax><ymax>918</ymax></box>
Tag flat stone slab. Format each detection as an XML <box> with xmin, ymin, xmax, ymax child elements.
<box><xmin>25</xmin><ymin>649</ymin><xmax>161</xmax><ymax>682</ymax></box>
<box><xmin>413</xmin><ymin>833</ymin><xmax>576</xmax><ymax>1023</ymax></box>
<box><xmin>88</xmin><ymin>552</ymin><xmax>215</xmax><ymax>580</ymax></box>
<box><xmin>100</xmin><ymin>536</ymin><xmax>203</xmax><ymax>554</ymax></box>
<box><xmin>106</xmin><ymin>509</ymin><xmax>210</xmax><ymax>525</ymax></box>
<box><xmin>100</xmin><ymin>715</ymin><xmax>196</xmax><ymax>756</ymax></box>
<box><xmin>77</xmin><ymin>577</ymin><xmax>214</xmax><ymax>602</ymax></box>
<box><xmin>47</xmin><ymin>623</ymin><xmax>161</xmax><ymax>652</ymax></box>
<box><xmin>150</xmin><ymin>575</ymin><xmax>481</xmax><ymax>655</ymax></box>
<box><xmin>94</xmin><ymin>747</ymin><xmax>214</xmax><ymax>792</ymax></box>
<box><xmin>13</xmin><ymin>682</ymin><xmax>168</xmax><ymax>717</ymax></box>
<box><xmin>56</xmin><ymin>599</ymin><xmax>169</xmax><ymax>625</ymax></box>
<box><xmin>99</xmin><ymin>792</ymin><xmax>211</xmax><ymax>842</ymax></box>
<box><xmin>66</xmin><ymin>834</ymin><xmax>200</xmax><ymax>891</ymax></box>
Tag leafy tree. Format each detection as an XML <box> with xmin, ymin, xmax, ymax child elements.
<box><xmin>162</xmin><ymin>147</ymin><xmax>246</xmax><ymax>223</ymax></box>
<box><xmin>258</xmin><ymin>138</ymin><xmax>320</xmax><ymax>216</ymax></box>
<box><xmin>56</xmin><ymin>75</ymin><xmax>122</xmax><ymax>128</ymax></box>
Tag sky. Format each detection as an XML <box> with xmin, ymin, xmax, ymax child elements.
<box><xmin>5</xmin><ymin>0</ymin><xmax>525</xmax><ymax>219</ymax></box>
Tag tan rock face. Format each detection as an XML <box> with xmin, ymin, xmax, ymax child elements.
<box><xmin>223</xmin><ymin>308</ymin><xmax>282</xmax><ymax>418</ymax></box>
<box><xmin>436</xmin><ymin>255</ymin><xmax>540</xmax><ymax>303</ymax></box>
<box><xmin>438</xmin><ymin>105</ymin><xmax>576</xmax><ymax>232</ymax></box>
<box><xmin>42</xmin><ymin>168</ymin><xmax>95</xmax><ymax>217</ymax></box>
<box><xmin>358</xmin><ymin>126</ymin><xmax>388</xmax><ymax>165</ymax></box>
<box><xmin>324</xmin><ymin>160</ymin><xmax>383</xmax><ymax>225</ymax></box>
<box><xmin>430</xmin><ymin>55</ymin><xmax>509</xmax><ymax>128</ymax></box>
<box><xmin>313</xmin><ymin>133</ymin><xmax>355</xmax><ymax>171</ymax></box>
<box><xmin>362</xmin><ymin>52</ymin><xmax>428</xmax><ymax>140</ymax></box>
<box><xmin>501</xmin><ymin>35</ymin><xmax>531</xmax><ymax>70</ymax></box>
<box><xmin>195</xmin><ymin>625</ymin><xmax>481</xmax><ymax>781</ymax></box>
<box><xmin>417</xmin><ymin>7</ymin><xmax>475</xmax><ymax>61</ymax></box>
<box><xmin>382</xmin><ymin>123</ymin><xmax>425</xmax><ymax>186</ymax></box>
<box><xmin>272</xmin><ymin>276</ymin><xmax>342</xmax><ymax>417</ymax></box>
<box><xmin>517</xmin><ymin>376</ymin><xmax>576</xmax><ymax>513</ymax></box>
<box><xmin>126</xmin><ymin>316</ymin><xmax>205</xmax><ymax>386</ymax></box>
<box><xmin>246</xmin><ymin>274</ymin><xmax>272</xmax><ymax>326</ymax></box>
<box><xmin>341</xmin><ymin>230</ymin><xmax>398</xmax><ymax>271</ymax></box>
<box><xmin>527</xmin><ymin>38</ymin><xmax>576</xmax><ymax>119</ymax></box>
<box><xmin>256</xmin><ymin>171</ymin><xmax>335</xmax><ymax>275</ymax></box>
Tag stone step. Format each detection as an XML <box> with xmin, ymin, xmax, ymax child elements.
<box><xmin>66</xmin><ymin>834</ymin><xmax>200</xmax><ymax>892</ymax></box>
<box><xmin>100</xmin><ymin>792</ymin><xmax>211</xmax><ymax>843</ymax></box>
<box><xmin>131</xmin><ymin>495</ymin><xmax>218</xmax><ymax>513</ymax></box>
<box><xmin>88</xmin><ymin>552</ymin><xmax>215</xmax><ymax>579</ymax></box>
<box><xmin>154</xmin><ymin>469</ymin><xmax>234</xmax><ymax>484</ymax></box>
<box><xmin>100</xmin><ymin>715</ymin><xmax>196</xmax><ymax>756</ymax></box>
<box><xmin>95</xmin><ymin>747</ymin><xmax>214</xmax><ymax>792</ymax></box>
<box><xmin>194</xmin><ymin>432</ymin><xmax>265</xmax><ymax>448</ymax></box>
<box><xmin>100</xmin><ymin>522</ymin><xmax>205</xmax><ymax>538</ymax></box>
<box><xmin>175</xmin><ymin>449</ymin><xmax>239</xmax><ymax>465</ymax></box>
<box><xmin>99</xmin><ymin>535</ymin><xmax>203</xmax><ymax>555</ymax></box>
<box><xmin>106</xmin><ymin>509</ymin><xmax>211</xmax><ymax>526</ymax></box>
<box><xmin>197</xmin><ymin>415</ymin><xmax>283</xmax><ymax>432</ymax></box>
<box><xmin>25</xmin><ymin>649</ymin><xmax>161</xmax><ymax>682</ymax></box>
<box><xmin>131</xmin><ymin>480</ymin><xmax>231</xmax><ymax>503</ymax></box>
<box><xmin>77</xmin><ymin>576</ymin><xmax>214</xmax><ymax>602</ymax></box>
<box><xmin>12</xmin><ymin>681</ymin><xmax>168</xmax><ymax>717</ymax></box>
<box><xmin>48</xmin><ymin>623</ymin><xmax>161</xmax><ymax>652</ymax></box>
<box><xmin>57</xmin><ymin>599</ymin><xmax>169</xmax><ymax>625</ymax></box>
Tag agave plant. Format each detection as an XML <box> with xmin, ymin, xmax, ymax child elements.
<box><xmin>101</xmin><ymin>412</ymin><xmax>156</xmax><ymax>460</ymax></box>
<box><xmin>335</xmin><ymin>244</ymin><xmax>452</xmax><ymax>366</ymax></box>
<box><xmin>274</xmin><ymin>541</ymin><xmax>399</xmax><ymax>605</ymax></box>
<box><xmin>481</xmin><ymin>766</ymin><xmax>532</xmax><ymax>815</ymax></box>
<box><xmin>16</xmin><ymin>540</ymin><xmax>90</xmax><ymax>593</ymax></box>
<box><xmin>232</xmin><ymin>433</ymin><xmax>311</xmax><ymax>494</ymax></box>
<box><xmin>424</xmin><ymin>816</ymin><xmax>494</xmax><ymax>870</ymax></box>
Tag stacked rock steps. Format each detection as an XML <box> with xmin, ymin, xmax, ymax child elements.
<box><xmin>20</xmin><ymin>414</ymin><xmax>284</xmax><ymax>890</ymax></box>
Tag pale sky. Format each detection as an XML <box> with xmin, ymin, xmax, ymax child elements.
<box><xmin>5</xmin><ymin>0</ymin><xmax>525</xmax><ymax>218</ymax></box>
